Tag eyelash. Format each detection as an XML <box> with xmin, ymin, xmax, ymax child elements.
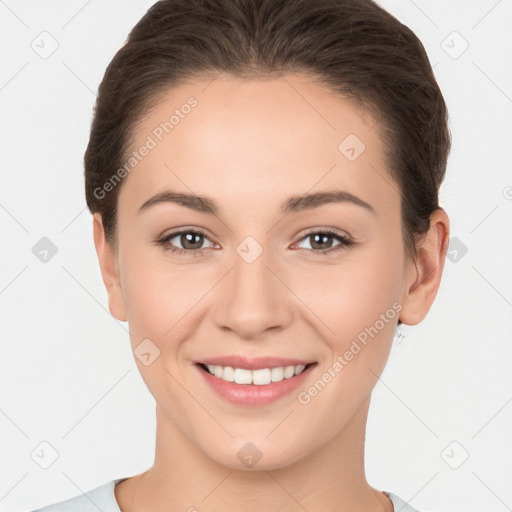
<box><xmin>155</xmin><ymin>228</ymin><xmax>354</xmax><ymax>258</ymax></box>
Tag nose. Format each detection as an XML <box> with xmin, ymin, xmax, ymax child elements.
<box><xmin>213</xmin><ymin>241</ymin><xmax>294</xmax><ymax>340</ymax></box>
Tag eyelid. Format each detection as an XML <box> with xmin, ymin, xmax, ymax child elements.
<box><xmin>293</xmin><ymin>226</ymin><xmax>352</xmax><ymax>243</ymax></box>
<box><xmin>158</xmin><ymin>227</ymin><xmax>216</xmax><ymax>248</ymax></box>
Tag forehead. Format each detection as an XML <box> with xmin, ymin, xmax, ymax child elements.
<box><xmin>119</xmin><ymin>72</ymin><xmax>398</xmax><ymax>219</ymax></box>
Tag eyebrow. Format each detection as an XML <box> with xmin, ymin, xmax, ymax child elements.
<box><xmin>138</xmin><ymin>189</ymin><xmax>376</xmax><ymax>216</ymax></box>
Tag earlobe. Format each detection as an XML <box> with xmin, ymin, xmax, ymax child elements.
<box><xmin>399</xmin><ymin>208</ymin><xmax>450</xmax><ymax>326</ymax></box>
<box><xmin>92</xmin><ymin>214</ymin><xmax>128</xmax><ymax>322</ymax></box>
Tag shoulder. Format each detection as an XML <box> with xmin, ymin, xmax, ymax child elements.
<box><xmin>29</xmin><ymin>483</ymin><xmax>426</xmax><ymax>512</ymax></box>
<box><xmin>385</xmin><ymin>491</ymin><xmax>429</xmax><ymax>512</ymax></box>
<box><xmin>29</xmin><ymin>478</ymin><xmax>127</xmax><ymax>512</ymax></box>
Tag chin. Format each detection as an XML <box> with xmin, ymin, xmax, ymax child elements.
<box><xmin>200</xmin><ymin>436</ymin><xmax>310</xmax><ymax>472</ymax></box>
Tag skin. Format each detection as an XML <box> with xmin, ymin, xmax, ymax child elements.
<box><xmin>93</xmin><ymin>72</ymin><xmax>450</xmax><ymax>512</ymax></box>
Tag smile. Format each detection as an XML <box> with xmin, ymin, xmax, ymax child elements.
<box><xmin>196</xmin><ymin>359</ymin><xmax>317</xmax><ymax>406</ymax></box>
<box><xmin>200</xmin><ymin>363</ymin><xmax>311</xmax><ymax>385</ymax></box>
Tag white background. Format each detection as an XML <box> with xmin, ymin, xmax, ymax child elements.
<box><xmin>1</xmin><ymin>1</ymin><xmax>511</xmax><ymax>511</ymax></box>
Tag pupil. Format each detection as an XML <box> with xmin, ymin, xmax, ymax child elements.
<box><xmin>312</xmin><ymin>233</ymin><xmax>331</xmax><ymax>250</ymax></box>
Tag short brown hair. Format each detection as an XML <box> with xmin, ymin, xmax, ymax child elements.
<box><xmin>84</xmin><ymin>0</ymin><xmax>450</xmax><ymax>261</ymax></box>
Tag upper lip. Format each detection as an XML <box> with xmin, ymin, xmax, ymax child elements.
<box><xmin>197</xmin><ymin>355</ymin><xmax>315</xmax><ymax>370</ymax></box>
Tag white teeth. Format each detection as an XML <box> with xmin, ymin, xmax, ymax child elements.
<box><xmin>252</xmin><ymin>368</ymin><xmax>272</xmax><ymax>385</ymax></box>
<box><xmin>234</xmin><ymin>368</ymin><xmax>252</xmax><ymax>384</ymax></box>
<box><xmin>271</xmin><ymin>367</ymin><xmax>284</xmax><ymax>382</ymax></box>
<box><xmin>222</xmin><ymin>366</ymin><xmax>235</xmax><ymax>382</ymax></box>
<box><xmin>283</xmin><ymin>366</ymin><xmax>295</xmax><ymax>379</ymax></box>
<box><xmin>203</xmin><ymin>363</ymin><xmax>308</xmax><ymax>384</ymax></box>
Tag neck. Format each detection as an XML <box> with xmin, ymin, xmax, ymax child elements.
<box><xmin>116</xmin><ymin>396</ymin><xmax>393</xmax><ymax>512</ymax></box>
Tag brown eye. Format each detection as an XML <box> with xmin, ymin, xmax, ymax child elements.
<box><xmin>172</xmin><ymin>231</ymin><xmax>206</xmax><ymax>250</ymax></box>
<box><xmin>295</xmin><ymin>229</ymin><xmax>353</xmax><ymax>255</ymax></box>
<box><xmin>156</xmin><ymin>229</ymin><xmax>214</xmax><ymax>256</ymax></box>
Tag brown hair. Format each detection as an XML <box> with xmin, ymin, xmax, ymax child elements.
<box><xmin>84</xmin><ymin>0</ymin><xmax>450</xmax><ymax>262</ymax></box>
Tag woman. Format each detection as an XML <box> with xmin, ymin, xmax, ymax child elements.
<box><xmin>33</xmin><ymin>0</ymin><xmax>450</xmax><ymax>510</ymax></box>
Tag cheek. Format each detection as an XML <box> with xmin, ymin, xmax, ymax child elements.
<box><xmin>292</xmin><ymin>253</ymin><xmax>402</xmax><ymax>424</ymax></box>
<box><xmin>120</xmin><ymin>247</ymin><xmax>215</xmax><ymax>342</ymax></box>
<box><xmin>287</xmin><ymin>247</ymin><xmax>404</xmax><ymax>403</ymax></box>
<box><xmin>294</xmin><ymin>249</ymin><xmax>403</xmax><ymax>334</ymax></box>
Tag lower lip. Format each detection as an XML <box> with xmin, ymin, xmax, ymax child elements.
<box><xmin>196</xmin><ymin>363</ymin><xmax>316</xmax><ymax>406</ymax></box>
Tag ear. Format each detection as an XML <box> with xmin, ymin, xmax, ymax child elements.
<box><xmin>399</xmin><ymin>208</ymin><xmax>450</xmax><ymax>325</ymax></box>
<box><xmin>92</xmin><ymin>213</ymin><xmax>128</xmax><ymax>322</ymax></box>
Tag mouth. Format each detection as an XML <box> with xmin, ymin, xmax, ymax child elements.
<box><xmin>194</xmin><ymin>359</ymin><xmax>317</xmax><ymax>406</ymax></box>
<box><xmin>197</xmin><ymin>362</ymin><xmax>316</xmax><ymax>385</ymax></box>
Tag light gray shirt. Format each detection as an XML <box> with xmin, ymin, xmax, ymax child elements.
<box><xmin>30</xmin><ymin>477</ymin><xmax>425</xmax><ymax>511</ymax></box>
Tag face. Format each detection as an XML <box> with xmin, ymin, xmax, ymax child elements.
<box><xmin>96</xmin><ymin>72</ymin><xmax>425</xmax><ymax>470</ymax></box>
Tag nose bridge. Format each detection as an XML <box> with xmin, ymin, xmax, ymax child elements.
<box><xmin>213</xmin><ymin>235</ymin><xmax>292</xmax><ymax>338</ymax></box>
